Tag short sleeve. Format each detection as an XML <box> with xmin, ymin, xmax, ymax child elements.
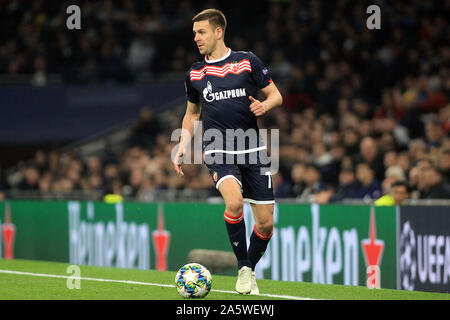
<box><xmin>185</xmin><ymin>71</ymin><xmax>200</xmax><ymax>103</ymax></box>
<box><xmin>249</xmin><ymin>52</ymin><xmax>272</xmax><ymax>89</ymax></box>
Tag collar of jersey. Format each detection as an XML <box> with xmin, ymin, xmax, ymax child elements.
<box><xmin>205</xmin><ymin>48</ymin><xmax>231</xmax><ymax>64</ymax></box>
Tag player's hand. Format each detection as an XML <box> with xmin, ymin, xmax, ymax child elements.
<box><xmin>249</xmin><ymin>96</ymin><xmax>267</xmax><ymax>116</ymax></box>
<box><xmin>173</xmin><ymin>149</ymin><xmax>184</xmax><ymax>177</ymax></box>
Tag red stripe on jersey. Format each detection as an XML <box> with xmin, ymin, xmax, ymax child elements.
<box><xmin>190</xmin><ymin>60</ymin><xmax>250</xmax><ymax>75</ymax></box>
<box><xmin>190</xmin><ymin>64</ymin><xmax>250</xmax><ymax>76</ymax></box>
<box><xmin>190</xmin><ymin>64</ymin><xmax>251</xmax><ymax>78</ymax></box>
<box><xmin>192</xmin><ymin>65</ymin><xmax>251</xmax><ymax>77</ymax></box>
<box><xmin>190</xmin><ymin>59</ymin><xmax>251</xmax><ymax>81</ymax></box>
<box><xmin>192</xmin><ymin>67</ymin><xmax>251</xmax><ymax>81</ymax></box>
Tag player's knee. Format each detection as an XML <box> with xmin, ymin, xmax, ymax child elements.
<box><xmin>225</xmin><ymin>200</ymin><xmax>243</xmax><ymax>216</ymax></box>
<box><xmin>255</xmin><ymin>220</ymin><xmax>273</xmax><ymax>237</ymax></box>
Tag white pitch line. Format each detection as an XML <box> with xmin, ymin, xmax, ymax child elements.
<box><xmin>0</xmin><ymin>269</ymin><xmax>318</xmax><ymax>300</ymax></box>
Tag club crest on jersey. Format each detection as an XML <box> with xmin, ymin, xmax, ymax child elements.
<box><xmin>230</xmin><ymin>61</ymin><xmax>239</xmax><ymax>73</ymax></box>
<box><xmin>202</xmin><ymin>81</ymin><xmax>246</xmax><ymax>103</ymax></box>
<box><xmin>213</xmin><ymin>171</ymin><xmax>218</xmax><ymax>182</ymax></box>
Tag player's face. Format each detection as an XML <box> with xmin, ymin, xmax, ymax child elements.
<box><xmin>193</xmin><ymin>20</ymin><xmax>218</xmax><ymax>56</ymax></box>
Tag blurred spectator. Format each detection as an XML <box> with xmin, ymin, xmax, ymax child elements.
<box><xmin>408</xmin><ymin>139</ymin><xmax>427</xmax><ymax>164</ymax></box>
<box><xmin>31</xmin><ymin>56</ymin><xmax>47</xmax><ymax>87</ymax></box>
<box><xmin>390</xmin><ymin>181</ymin><xmax>410</xmax><ymax>206</ymax></box>
<box><xmin>104</xmin><ymin>163</ymin><xmax>120</xmax><ymax>184</ymax></box>
<box><xmin>373</xmin><ymin>89</ymin><xmax>404</xmax><ymax>121</ymax></box>
<box><xmin>297</xmin><ymin>164</ymin><xmax>325</xmax><ymax>202</ymax></box>
<box><xmin>330</xmin><ymin>167</ymin><xmax>359</xmax><ymax>202</ymax></box>
<box><xmin>38</xmin><ymin>172</ymin><xmax>52</xmax><ymax>198</ymax></box>
<box><xmin>311</xmin><ymin>184</ymin><xmax>334</xmax><ymax>204</ymax></box>
<box><xmin>353</xmin><ymin>137</ymin><xmax>385</xmax><ymax>181</ymax></box>
<box><xmin>311</xmin><ymin>143</ymin><xmax>332</xmax><ymax>168</ymax></box>
<box><xmin>52</xmin><ymin>177</ymin><xmax>74</xmax><ymax>194</ymax></box>
<box><xmin>439</xmin><ymin>149</ymin><xmax>450</xmax><ymax>183</ymax></box>
<box><xmin>273</xmin><ymin>172</ymin><xmax>290</xmax><ymax>198</ymax></box>
<box><xmin>125</xmin><ymin>168</ymin><xmax>144</xmax><ymax>197</ymax></box>
<box><xmin>342</xmin><ymin>128</ymin><xmax>360</xmax><ymax>157</ymax></box>
<box><xmin>353</xmin><ymin>162</ymin><xmax>382</xmax><ymax>200</ymax></box>
<box><xmin>66</xmin><ymin>168</ymin><xmax>82</xmax><ymax>190</ymax></box>
<box><xmin>396</xmin><ymin>152</ymin><xmax>411</xmax><ymax>174</ymax></box>
<box><xmin>417</xmin><ymin>166</ymin><xmax>450</xmax><ymax>199</ymax></box>
<box><xmin>439</xmin><ymin>105</ymin><xmax>450</xmax><ymax>134</ymax></box>
<box><xmin>18</xmin><ymin>167</ymin><xmax>40</xmax><ymax>190</ymax></box>
<box><xmin>86</xmin><ymin>156</ymin><xmax>103</xmax><ymax>176</ymax></box>
<box><xmin>418</xmin><ymin>76</ymin><xmax>448</xmax><ymax>113</ymax></box>
<box><xmin>0</xmin><ymin>166</ymin><xmax>8</xmax><ymax>192</ymax></box>
<box><xmin>48</xmin><ymin>150</ymin><xmax>61</xmax><ymax>174</ymax></box>
<box><xmin>381</xmin><ymin>165</ymin><xmax>406</xmax><ymax>196</ymax></box>
<box><xmin>289</xmin><ymin>162</ymin><xmax>306</xmax><ymax>198</ymax></box>
<box><xmin>126</xmin><ymin>34</ymin><xmax>155</xmax><ymax>77</ymax></box>
<box><xmin>128</xmin><ymin>107</ymin><xmax>162</xmax><ymax>149</ymax></box>
<box><xmin>375</xmin><ymin>181</ymin><xmax>410</xmax><ymax>206</ymax></box>
<box><xmin>383</xmin><ymin>151</ymin><xmax>397</xmax><ymax>169</ymax></box>
<box><xmin>104</xmin><ymin>179</ymin><xmax>124</xmax><ymax>203</ymax></box>
<box><xmin>81</xmin><ymin>174</ymin><xmax>103</xmax><ymax>193</ymax></box>
<box><xmin>270</xmin><ymin>50</ymin><xmax>292</xmax><ymax>84</ymax></box>
<box><xmin>425</xmin><ymin>120</ymin><xmax>446</xmax><ymax>148</ymax></box>
<box><xmin>34</xmin><ymin>150</ymin><xmax>48</xmax><ymax>174</ymax></box>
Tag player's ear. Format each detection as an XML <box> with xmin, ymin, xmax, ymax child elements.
<box><xmin>215</xmin><ymin>27</ymin><xmax>223</xmax><ymax>40</ymax></box>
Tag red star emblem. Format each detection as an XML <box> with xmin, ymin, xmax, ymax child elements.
<box><xmin>362</xmin><ymin>207</ymin><xmax>384</xmax><ymax>267</ymax></box>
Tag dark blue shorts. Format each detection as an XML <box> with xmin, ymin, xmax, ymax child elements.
<box><xmin>204</xmin><ymin>150</ymin><xmax>275</xmax><ymax>204</ymax></box>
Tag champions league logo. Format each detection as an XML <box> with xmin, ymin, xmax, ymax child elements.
<box><xmin>399</xmin><ymin>221</ymin><xmax>417</xmax><ymax>291</ymax></box>
<box><xmin>398</xmin><ymin>218</ymin><xmax>450</xmax><ymax>292</ymax></box>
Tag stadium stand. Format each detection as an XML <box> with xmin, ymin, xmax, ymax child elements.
<box><xmin>0</xmin><ymin>0</ymin><xmax>449</xmax><ymax>203</ymax></box>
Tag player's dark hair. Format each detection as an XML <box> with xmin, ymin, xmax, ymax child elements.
<box><xmin>192</xmin><ymin>9</ymin><xmax>227</xmax><ymax>34</ymax></box>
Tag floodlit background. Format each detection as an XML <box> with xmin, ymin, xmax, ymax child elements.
<box><xmin>0</xmin><ymin>0</ymin><xmax>449</xmax><ymax>203</ymax></box>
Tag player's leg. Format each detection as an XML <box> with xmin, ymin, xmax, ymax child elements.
<box><xmin>206</xmin><ymin>157</ymin><xmax>253</xmax><ymax>294</ymax></box>
<box><xmin>218</xmin><ymin>177</ymin><xmax>250</xmax><ymax>269</ymax></box>
<box><xmin>247</xmin><ymin>203</ymin><xmax>274</xmax><ymax>295</ymax></box>
<box><xmin>248</xmin><ymin>203</ymin><xmax>274</xmax><ymax>269</ymax></box>
<box><xmin>217</xmin><ymin>177</ymin><xmax>252</xmax><ymax>294</ymax></box>
<box><xmin>240</xmin><ymin>163</ymin><xmax>275</xmax><ymax>271</ymax></box>
<box><xmin>240</xmin><ymin>149</ymin><xmax>275</xmax><ymax>294</ymax></box>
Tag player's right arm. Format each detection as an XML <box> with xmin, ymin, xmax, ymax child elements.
<box><xmin>174</xmin><ymin>101</ymin><xmax>201</xmax><ymax>177</ymax></box>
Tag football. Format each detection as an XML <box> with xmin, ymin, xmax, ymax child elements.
<box><xmin>175</xmin><ymin>263</ymin><xmax>212</xmax><ymax>298</ymax></box>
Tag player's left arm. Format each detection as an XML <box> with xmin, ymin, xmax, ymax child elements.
<box><xmin>249</xmin><ymin>82</ymin><xmax>283</xmax><ymax>117</ymax></box>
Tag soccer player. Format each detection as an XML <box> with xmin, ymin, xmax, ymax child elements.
<box><xmin>173</xmin><ymin>8</ymin><xmax>282</xmax><ymax>294</ymax></box>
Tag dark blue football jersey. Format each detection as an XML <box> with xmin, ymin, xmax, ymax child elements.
<box><xmin>185</xmin><ymin>49</ymin><xmax>272</xmax><ymax>154</ymax></box>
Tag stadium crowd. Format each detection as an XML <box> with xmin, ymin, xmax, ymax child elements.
<box><xmin>0</xmin><ymin>0</ymin><xmax>449</xmax><ymax>203</ymax></box>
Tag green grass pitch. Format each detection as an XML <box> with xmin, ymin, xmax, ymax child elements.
<box><xmin>0</xmin><ymin>259</ymin><xmax>449</xmax><ymax>300</ymax></box>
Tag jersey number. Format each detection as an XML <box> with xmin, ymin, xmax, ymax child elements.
<box><xmin>264</xmin><ymin>171</ymin><xmax>272</xmax><ymax>189</ymax></box>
